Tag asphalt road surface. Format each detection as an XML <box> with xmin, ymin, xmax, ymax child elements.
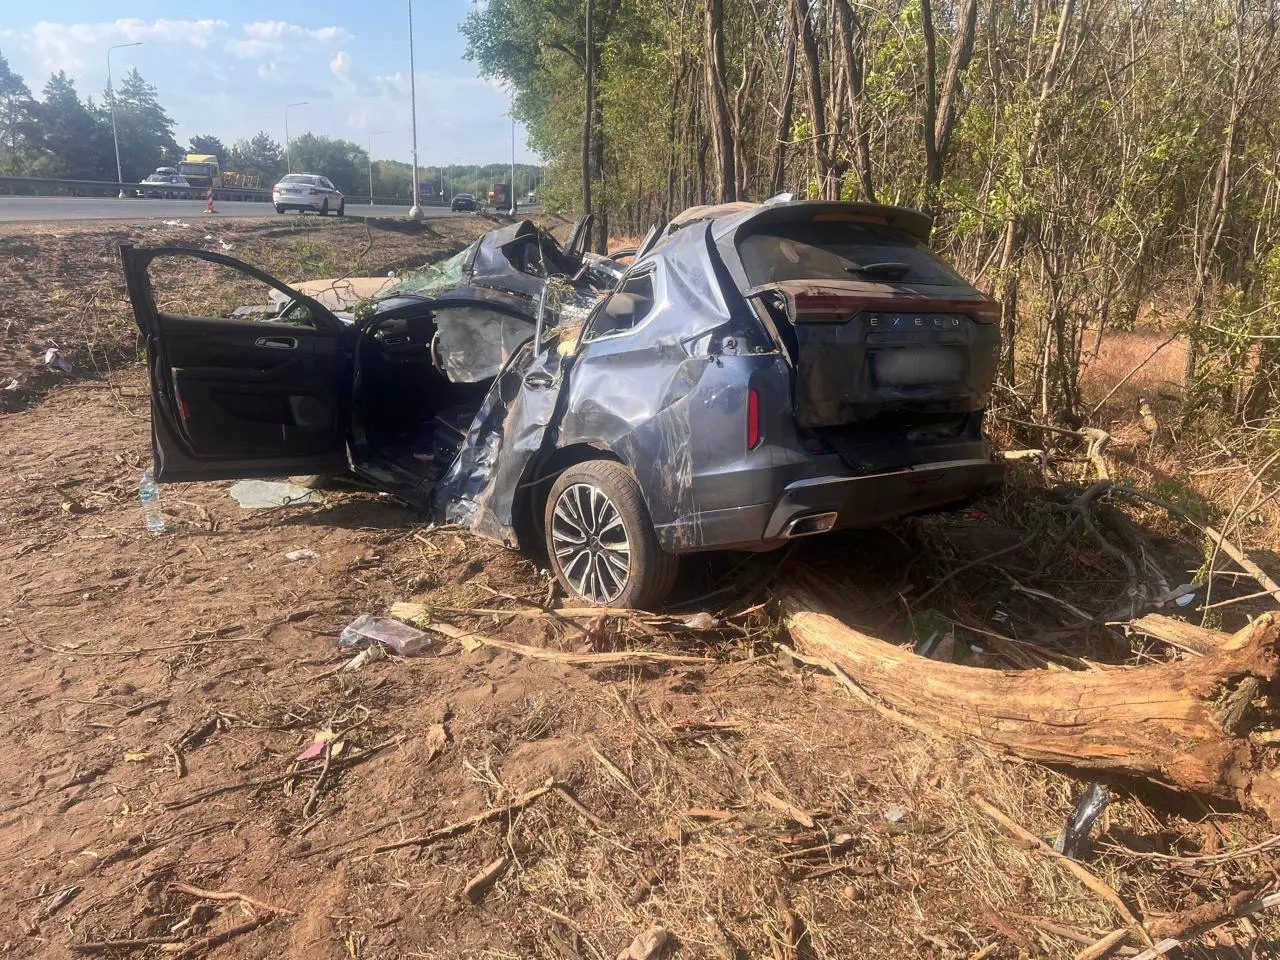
<box><xmin>0</xmin><ymin>196</ymin><xmax>466</xmax><ymax>223</ymax></box>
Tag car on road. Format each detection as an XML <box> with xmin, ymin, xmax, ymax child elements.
<box><xmin>140</xmin><ymin>172</ymin><xmax>192</xmax><ymax>199</ymax></box>
<box><xmin>451</xmin><ymin>193</ymin><xmax>478</xmax><ymax>212</ymax></box>
<box><xmin>272</xmin><ymin>174</ymin><xmax>345</xmax><ymax>215</ymax></box>
<box><xmin>121</xmin><ymin>199</ymin><xmax>1003</xmax><ymax>608</ymax></box>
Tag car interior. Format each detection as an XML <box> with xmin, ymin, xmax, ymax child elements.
<box><xmin>356</xmin><ymin>304</ymin><xmax>536</xmax><ymax>480</ymax></box>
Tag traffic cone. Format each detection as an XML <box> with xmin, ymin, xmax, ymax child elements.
<box><xmin>204</xmin><ymin>186</ymin><xmax>216</xmax><ymax>215</ymax></box>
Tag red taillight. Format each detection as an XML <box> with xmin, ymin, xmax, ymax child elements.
<box><xmin>309</xmin><ymin>188</ymin><xmax>321</xmax><ymax>195</ymax></box>
<box><xmin>969</xmin><ymin>301</ymin><xmax>1003</xmax><ymax>324</ymax></box>
<box><xmin>179</xmin><ymin>398</ymin><xmax>191</xmax><ymax>422</ymax></box>
<box><xmin>747</xmin><ymin>388</ymin><xmax>762</xmax><ymax>449</ymax></box>
<box><xmin>791</xmin><ymin>293</ymin><xmax>860</xmax><ymax>324</ymax></box>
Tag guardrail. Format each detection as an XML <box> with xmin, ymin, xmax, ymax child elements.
<box><xmin>0</xmin><ymin>175</ymin><xmax>270</xmax><ymax>202</ymax></box>
<box><xmin>0</xmin><ymin>176</ymin><xmax>446</xmax><ymax>207</ymax></box>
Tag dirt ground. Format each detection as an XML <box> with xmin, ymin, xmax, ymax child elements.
<box><xmin>2</xmin><ymin>216</ymin><xmax>1279</xmax><ymax>959</ymax></box>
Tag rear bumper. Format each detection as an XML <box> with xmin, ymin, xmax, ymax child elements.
<box><xmin>274</xmin><ymin>197</ymin><xmax>324</xmax><ymax>210</ymax></box>
<box><xmin>761</xmin><ymin>457</ymin><xmax>1005</xmax><ymax>538</ymax></box>
<box><xmin>654</xmin><ymin>457</ymin><xmax>1005</xmax><ymax>553</ymax></box>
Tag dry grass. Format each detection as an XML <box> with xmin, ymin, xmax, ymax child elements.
<box><xmin>1080</xmin><ymin>329</ymin><xmax>1188</xmax><ymax>419</ymax></box>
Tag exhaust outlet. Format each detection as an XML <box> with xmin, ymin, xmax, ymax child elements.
<box><xmin>782</xmin><ymin>511</ymin><xmax>838</xmax><ymax>538</ymax></box>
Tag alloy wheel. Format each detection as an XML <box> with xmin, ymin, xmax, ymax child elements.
<box><xmin>550</xmin><ymin>482</ymin><xmax>631</xmax><ymax>603</ymax></box>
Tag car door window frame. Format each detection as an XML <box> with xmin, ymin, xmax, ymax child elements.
<box><xmin>125</xmin><ymin>245</ymin><xmax>347</xmax><ymax>337</ymax></box>
<box><xmin>581</xmin><ymin>265</ymin><xmax>659</xmax><ymax>344</ymax></box>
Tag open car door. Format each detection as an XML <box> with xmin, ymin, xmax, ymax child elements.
<box><xmin>121</xmin><ymin>245</ymin><xmax>354</xmax><ymax>482</ymax></box>
<box><xmin>563</xmin><ymin>213</ymin><xmax>595</xmax><ymax>263</ymax></box>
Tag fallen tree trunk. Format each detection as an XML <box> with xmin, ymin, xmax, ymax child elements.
<box><xmin>780</xmin><ymin>584</ymin><xmax>1280</xmax><ymax>819</ymax></box>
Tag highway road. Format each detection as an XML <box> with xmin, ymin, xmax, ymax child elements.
<box><xmin>0</xmin><ymin>196</ymin><xmax>463</xmax><ymax>223</ymax></box>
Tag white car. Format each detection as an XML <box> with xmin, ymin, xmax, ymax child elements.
<box><xmin>272</xmin><ymin>174</ymin><xmax>345</xmax><ymax>215</ymax></box>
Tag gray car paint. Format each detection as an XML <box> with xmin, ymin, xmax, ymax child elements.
<box><xmin>433</xmin><ymin>204</ymin><xmax>1003</xmax><ymax>555</ymax></box>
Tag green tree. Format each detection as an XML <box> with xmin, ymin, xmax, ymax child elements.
<box><xmin>187</xmin><ymin>134</ymin><xmax>226</xmax><ymax>161</ymax></box>
<box><xmin>104</xmin><ymin>68</ymin><xmax>180</xmax><ymax>180</ymax></box>
<box><xmin>227</xmin><ymin>131</ymin><xmax>285</xmax><ymax>186</ymax></box>
<box><xmin>33</xmin><ymin>72</ymin><xmax>111</xmax><ymax>178</ymax></box>
<box><xmin>288</xmin><ymin>133</ymin><xmax>367</xmax><ymax>194</ymax></box>
<box><xmin>0</xmin><ymin>50</ymin><xmax>37</xmax><ymax>173</ymax></box>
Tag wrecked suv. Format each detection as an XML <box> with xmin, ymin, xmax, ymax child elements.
<box><xmin>122</xmin><ymin>201</ymin><xmax>1003</xmax><ymax>608</ymax></box>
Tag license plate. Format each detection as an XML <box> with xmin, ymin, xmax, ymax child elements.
<box><xmin>870</xmin><ymin>348</ymin><xmax>964</xmax><ymax>387</ymax></box>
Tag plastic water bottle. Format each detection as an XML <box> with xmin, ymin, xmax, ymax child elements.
<box><xmin>139</xmin><ymin>470</ymin><xmax>166</xmax><ymax>534</ymax></box>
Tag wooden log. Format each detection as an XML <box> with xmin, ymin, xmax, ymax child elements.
<box><xmin>1127</xmin><ymin>614</ymin><xmax>1226</xmax><ymax>656</ymax></box>
<box><xmin>780</xmin><ymin>584</ymin><xmax>1280</xmax><ymax>819</ymax></box>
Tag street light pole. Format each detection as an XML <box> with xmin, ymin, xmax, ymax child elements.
<box><xmin>107</xmin><ymin>42</ymin><xmax>143</xmax><ymax>198</ymax></box>
<box><xmin>510</xmin><ymin>96</ymin><xmax>517</xmax><ymax>215</ymax></box>
<box><xmin>284</xmin><ymin>101</ymin><xmax>308</xmax><ymax>174</ymax></box>
<box><xmin>368</xmin><ymin>130</ymin><xmax>386</xmax><ymax>205</ymax></box>
<box><xmin>407</xmin><ymin>0</ymin><xmax>424</xmax><ymax>220</ymax></box>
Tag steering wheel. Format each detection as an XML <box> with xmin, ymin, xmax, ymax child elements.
<box><xmin>429</xmin><ymin>329</ymin><xmax>444</xmax><ymax>373</ymax></box>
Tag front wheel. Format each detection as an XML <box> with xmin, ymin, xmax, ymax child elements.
<box><xmin>544</xmin><ymin>460</ymin><xmax>678</xmax><ymax>609</ymax></box>
<box><xmin>275</xmin><ymin>204</ymin><xmax>286</xmax><ymax>214</ymax></box>
<box><xmin>336</xmin><ymin>200</ymin><xmax>345</xmax><ymax>216</ymax></box>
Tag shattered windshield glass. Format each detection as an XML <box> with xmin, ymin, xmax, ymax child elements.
<box><xmin>434</xmin><ymin>307</ymin><xmax>534</xmax><ymax>383</ymax></box>
<box><xmin>381</xmin><ymin>240</ymin><xmax>480</xmax><ymax>299</ymax></box>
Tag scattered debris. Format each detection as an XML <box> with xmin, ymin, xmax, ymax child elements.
<box><xmin>229</xmin><ymin>479</ymin><xmax>323</xmax><ymax>509</ymax></box>
<box><xmin>681</xmin><ymin>611</ymin><xmax>721</xmax><ymax>631</ymax></box>
<box><xmin>43</xmin><ymin>347</ymin><xmax>72</xmax><ymax>373</ymax></box>
<box><xmin>881</xmin><ymin>805</ymin><xmax>908</xmax><ymax>824</ymax></box>
<box><xmin>370</xmin><ymin>781</ymin><xmax>557</xmax><ymax>855</ymax></box>
<box><xmin>285</xmin><ymin>548</ymin><xmax>318</xmax><ymax>562</ymax></box>
<box><xmin>342</xmin><ymin>645</ymin><xmax>386</xmax><ymax>672</ymax></box>
<box><xmin>161</xmin><ymin>219</ymin><xmax>190</xmax><ymax>227</ymax></box>
<box><xmin>339</xmin><ymin>614</ymin><xmax>431</xmax><ymax>656</ymax></box>
<box><xmin>168</xmin><ymin>881</ymin><xmax>294</xmax><ymax>916</ymax></box>
<box><xmin>617</xmin><ymin>925</ymin><xmax>668</xmax><ymax>960</ymax></box>
<box><xmin>1055</xmin><ymin>783</ymin><xmax>1109</xmax><ymax>859</ymax></box>
<box><xmin>297</xmin><ymin>729</ymin><xmax>338</xmax><ymax>761</ymax></box>
<box><xmin>463</xmin><ymin>855</ymin><xmax>511</xmax><ymax>903</ymax></box>
<box><xmin>394</xmin><ymin>604</ymin><xmax>709</xmax><ymax>666</ymax></box>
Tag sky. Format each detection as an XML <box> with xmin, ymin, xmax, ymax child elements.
<box><xmin>0</xmin><ymin>2</ymin><xmax>539</xmax><ymax>166</ymax></box>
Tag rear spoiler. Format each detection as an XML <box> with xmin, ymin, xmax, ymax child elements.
<box><xmin>712</xmin><ymin>201</ymin><xmax>933</xmax><ymax>243</ymax></box>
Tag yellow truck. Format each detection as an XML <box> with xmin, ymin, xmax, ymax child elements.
<box><xmin>176</xmin><ymin>155</ymin><xmax>261</xmax><ymax>192</ymax></box>
<box><xmin>176</xmin><ymin>154</ymin><xmax>221</xmax><ymax>191</ymax></box>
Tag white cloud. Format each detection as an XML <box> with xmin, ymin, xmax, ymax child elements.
<box><xmin>29</xmin><ymin>19</ymin><xmax>228</xmax><ymax>75</ymax></box>
<box><xmin>228</xmin><ymin>21</ymin><xmax>351</xmax><ymax>59</ymax></box>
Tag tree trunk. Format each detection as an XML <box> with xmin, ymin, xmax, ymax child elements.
<box><xmin>768</xmin><ymin>16</ymin><xmax>798</xmax><ymax>197</ymax></box>
<box><xmin>995</xmin><ymin>0</ymin><xmax>1078</xmax><ymax>385</ymax></box>
<box><xmin>780</xmin><ymin>583</ymin><xmax>1280</xmax><ymax>821</ymax></box>
<box><xmin>923</xmin><ymin>0</ymin><xmax>979</xmax><ymax>210</ymax></box>
<box><xmin>792</xmin><ymin>0</ymin><xmax>833</xmax><ymax>199</ymax></box>
<box><xmin>919</xmin><ymin>0</ymin><xmax>941</xmax><ymax>193</ymax></box>
<box><xmin>582</xmin><ymin>0</ymin><xmax>594</xmax><ymax>221</ymax></box>
<box><xmin>833</xmin><ymin>0</ymin><xmax>875</xmax><ymax>202</ymax></box>
<box><xmin>704</xmin><ymin>0</ymin><xmax>737</xmax><ymax>202</ymax></box>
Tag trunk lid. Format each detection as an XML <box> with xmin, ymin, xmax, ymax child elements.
<box><xmin>761</xmin><ymin>279</ymin><xmax>1001</xmax><ymax>428</ymax></box>
<box><xmin>714</xmin><ymin>201</ymin><xmax>1001</xmax><ymax>430</ymax></box>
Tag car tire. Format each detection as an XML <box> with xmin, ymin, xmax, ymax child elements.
<box><xmin>543</xmin><ymin>460</ymin><xmax>678</xmax><ymax>610</ymax></box>
<box><xmin>319</xmin><ymin>199</ymin><xmax>329</xmax><ymax>215</ymax></box>
<box><xmin>336</xmin><ymin>200</ymin><xmax>345</xmax><ymax>217</ymax></box>
<box><xmin>275</xmin><ymin>204</ymin><xmax>286</xmax><ymax>214</ymax></box>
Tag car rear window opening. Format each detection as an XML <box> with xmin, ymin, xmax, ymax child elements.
<box><xmin>738</xmin><ymin>219</ymin><xmax>965</xmax><ymax>287</ymax></box>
